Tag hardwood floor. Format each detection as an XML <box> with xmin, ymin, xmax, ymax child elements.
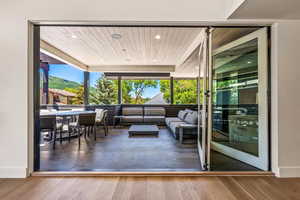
<box><xmin>0</xmin><ymin>176</ymin><xmax>300</xmax><ymax>200</ymax></box>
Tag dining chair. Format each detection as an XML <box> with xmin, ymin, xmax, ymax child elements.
<box><xmin>40</xmin><ymin>115</ymin><xmax>62</xmax><ymax>149</ymax></box>
<box><xmin>95</xmin><ymin>109</ymin><xmax>108</xmax><ymax>139</ymax></box>
<box><xmin>74</xmin><ymin>113</ymin><xmax>96</xmax><ymax>148</ymax></box>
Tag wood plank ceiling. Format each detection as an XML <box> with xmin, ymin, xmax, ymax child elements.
<box><xmin>40</xmin><ymin>26</ymin><xmax>259</xmax><ymax>77</ymax></box>
<box><xmin>40</xmin><ymin>26</ymin><xmax>203</xmax><ymax>74</ymax></box>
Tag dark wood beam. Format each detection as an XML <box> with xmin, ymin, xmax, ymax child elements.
<box><xmin>104</xmin><ymin>72</ymin><xmax>170</xmax><ymax>77</ymax></box>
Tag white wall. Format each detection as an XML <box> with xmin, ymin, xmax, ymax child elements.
<box><xmin>271</xmin><ymin>21</ymin><xmax>300</xmax><ymax>177</ymax></box>
<box><xmin>0</xmin><ymin>0</ymin><xmax>248</xmax><ymax>178</ymax></box>
<box><xmin>1</xmin><ymin>0</ymin><xmax>300</xmax><ymax>178</ymax></box>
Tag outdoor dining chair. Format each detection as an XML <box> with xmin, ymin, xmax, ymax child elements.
<box><xmin>74</xmin><ymin>113</ymin><xmax>96</xmax><ymax>148</ymax></box>
<box><xmin>95</xmin><ymin>109</ymin><xmax>108</xmax><ymax>139</ymax></box>
<box><xmin>40</xmin><ymin>115</ymin><xmax>63</xmax><ymax>149</ymax></box>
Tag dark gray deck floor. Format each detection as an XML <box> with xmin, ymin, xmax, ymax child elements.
<box><xmin>40</xmin><ymin>127</ymin><xmax>260</xmax><ymax>172</ymax></box>
<box><xmin>40</xmin><ymin>127</ymin><xmax>201</xmax><ymax>171</ymax></box>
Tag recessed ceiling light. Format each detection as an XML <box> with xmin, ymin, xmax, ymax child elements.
<box><xmin>155</xmin><ymin>34</ymin><xmax>161</xmax><ymax>40</ymax></box>
<box><xmin>71</xmin><ymin>35</ymin><xmax>77</xmax><ymax>39</ymax></box>
<box><xmin>247</xmin><ymin>61</ymin><xmax>252</xmax><ymax>64</ymax></box>
<box><xmin>111</xmin><ymin>33</ymin><xmax>122</xmax><ymax>39</ymax></box>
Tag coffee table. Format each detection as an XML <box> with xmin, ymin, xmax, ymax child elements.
<box><xmin>128</xmin><ymin>125</ymin><xmax>159</xmax><ymax>136</ymax></box>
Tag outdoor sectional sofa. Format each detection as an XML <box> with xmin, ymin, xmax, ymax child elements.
<box><xmin>165</xmin><ymin>109</ymin><xmax>199</xmax><ymax>142</ymax></box>
<box><xmin>119</xmin><ymin>106</ymin><xmax>166</xmax><ymax>125</ymax></box>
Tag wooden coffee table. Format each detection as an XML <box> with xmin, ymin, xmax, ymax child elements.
<box><xmin>128</xmin><ymin>125</ymin><xmax>159</xmax><ymax>136</ymax></box>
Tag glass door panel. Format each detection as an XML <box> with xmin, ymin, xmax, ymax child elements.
<box><xmin>210</xmin><ymin>28</ymin><xmax>269</xmax><ymax>170</ymax></box>
<box><xmin>197</xmin><ymin>28</ymin><xmax>209</xmax><ymax>170</ymax></box>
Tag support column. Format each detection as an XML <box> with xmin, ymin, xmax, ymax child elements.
<box><xmin>40</xmin><ymin>62</ymin><xmax>49</xmax><ymax>104</ymax></box>
<box><xmin>83</xmin><ymin>71</ymin><xmax>90</xmax><ymax>105</ymax></box>
<box><xmin>118</xmin><ymin>76</ymin><xmax>122</xmax><ymax>104</ymax></box>
<box><xmin>170</xmin><ymin>76</ymin><xmax>174</xmax><ymax>104</ymax></box>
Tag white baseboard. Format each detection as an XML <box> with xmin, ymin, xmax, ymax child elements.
<box><xmin>0</xmin><ymin>167</ymin><xmax>28</xmax><ymax>178</ymax></box>
<box><xmin>278</xmin><ymin>166</ymin><xmax>300</xmax><ymax>178</ymax></box>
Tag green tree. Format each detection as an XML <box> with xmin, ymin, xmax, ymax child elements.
<box><xmin>160</xmin><ymin>80</ymin><xmax>171</xmax><ymax>103</ymax></box>
<box><xmin>89</xmin><ymin>75</ymin><xmax>118</xmax><ymax>105</ymax></box>
<box><xmin>160</xmin><ymin>79</ymin><xmax>200</xmax><ymax>104</ymax></box>
<box><xmin>122</xmin><ymin>80</ymin><xmax>158</xmax><ymax>104</ymax></box>
<box><xmin>173</xmin><ymin>79</ymin><xmax>198</xmax><ymax>104</ymax></box>
<box><xmin>65</xmin><ymin>86</ymin><xmax>84</xmax><ymax>105</ymax></box>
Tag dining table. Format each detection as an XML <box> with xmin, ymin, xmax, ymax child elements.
<box><xmin>40</xmin><ymin>110</ymin><xmax>97</xmax><ymax>140</ymax></box>
<box><xmin>40</xmin><ymin>110</ymin><xmax>96</xmax><ymax>117</ymax></box>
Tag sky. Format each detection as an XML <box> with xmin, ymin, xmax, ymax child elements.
<box><xmin>49</xmin><ymin>64</ymin><xmax>160</xmax><ymax>98</ymax></box>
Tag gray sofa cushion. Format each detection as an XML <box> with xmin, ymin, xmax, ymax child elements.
<box><xmin>165</xmin><ymin>117</ymin><xmax>182</xmax><ymax>126</ymax></box>
<box><xmin>178</xmin><ymin>110</ymin><xmax>188</xmax><ymax>120</ymax></box>
<box><xmin>185</xmin><ymin>109</ymin><xmax>195</xmax><ymax>113</ymax></box>
<box><xmin>144</xmin><ymin>116</ymin><xmax>165</xmax><ymax>123</ymax></box>
<box><xmin>144</xmin><ymin>107</ymin><xmax>165</xmax><ymax>116</ymax></box>
<box><xmin>122</xmin><ymin>107</ymin><xmax>143</xmax><ymax>116</ymax></box>
<box><xmin>184</xmin><ymin>111</ymin><xmax>198</xmax><ymax>124</ymax></box>
<box><xmin>121</xmin><ymin>116</ymin><xmax>143</xmax><ymax>123</ymax></box>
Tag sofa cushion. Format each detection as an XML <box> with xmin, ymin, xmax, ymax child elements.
<box><xmin>144</xmin><ymin>107</ymin><xmax>165</xmax><ymax>116</ymax></box>
<box><xmin>121</xmin><ymin>116</ymin><xmax>143</xmax><ymax>123</ymax></box>
<box><xmin>122</xmin><ymin>107</ymin><xmax>143</xmax><ymax>116</ymax></box>
<box><xmin>185</xmin><ymin>109</ymin><xmax>195</xmax><ymax>113</ymax></box>
<box><xmin>184</xmin><ymin>111</ymin><xmax>198</xmax><ymax>125</ymax></box>
<box><xmin>178</xmin><ymin>110</ymin><xmax>188</xmax><ymax>120</ymax></box>
<box><xmin>165</xmin><ymin>117</ymin><xmax>182</xmax><ymax>126</ymax></box>
<box><xmin>144</xmin><ymin>116</ymin><xmax>165</xmax><ymax>123</ymax></box>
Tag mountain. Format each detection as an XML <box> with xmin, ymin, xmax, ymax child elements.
<box><xmin>49</xmin><ymin>75</ymin><xmax>81</xmax><ymax>90</ymax></box>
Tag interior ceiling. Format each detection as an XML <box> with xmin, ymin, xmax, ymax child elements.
<box><xmin>229</xmin><ymin>0</ymin><xmax>300</xmax><ymax>19</ymax></box>
<box><xmin>40</xmin><ymin>26</ymin><xmax>203</xmax><ymax>67</ymax></box>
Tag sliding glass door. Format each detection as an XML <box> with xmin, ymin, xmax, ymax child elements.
<box><xmin>210</xmin><ymin>28</ymin><xmax>269</xmax><ymax>170</ymax></box>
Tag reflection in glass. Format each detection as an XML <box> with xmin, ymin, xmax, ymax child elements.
<box><xmin>212</xmin><ymin>39</ymin><xmax>259</xmax><ymax>156</ymax></box>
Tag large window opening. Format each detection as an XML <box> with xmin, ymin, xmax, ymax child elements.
<box><xmin>34</xmin><ymin>25</ymin><xmax>269</xmax><ymax>173</ymax></box>
<box><xmin>121</xmin><ymin>78</ymin><xmax>170</xmax><ymax>104</ymax></box>
<box><xmin>89</xmin><ymin>72</ymin><xmax>118</xmax><ymax>105</ymax></box>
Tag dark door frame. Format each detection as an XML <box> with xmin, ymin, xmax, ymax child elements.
<box><xmin>32</xmin><ymin>24</ymin><xmax>270</xmax><ymax>172</ymax></box>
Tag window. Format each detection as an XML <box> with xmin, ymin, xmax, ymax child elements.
<box><xmin>89</xmin><ymin>72</ymin><xmax>118</xmax><ymax>105</ymax></box>
<box><xmin>122</xmin><ymin>78</ymin><xmax>170</xmax><ymax>104</ymax></box>
<box><xmin>173</xmin><ymin>78</ymin><xmax>197</xmax><ymax>104</ymax></box>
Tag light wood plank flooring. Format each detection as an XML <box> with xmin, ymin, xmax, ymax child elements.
<box><xmin>0</xmin><ymin>176</ymin><xmax>300</xmax><ymax>200</ymax></box>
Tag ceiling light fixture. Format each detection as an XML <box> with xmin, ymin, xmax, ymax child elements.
<box><xmin>111</xmin><ymin>33</ymin><xmax>122</xmax><ymax>39</ymax></box>
<box><xmin>71</xmin><ymin>35</ymin><xmax>77</xmax><ymax>39</ymax></box>
<box><xmin>155</xmin><ymin>34</ymin><xmax>161</xmax><ymax>40</ymax></box>
<box><xmin>247</xmin><ymin>61</ymin><xmax>252</xmax><ymax>64</ymax></box>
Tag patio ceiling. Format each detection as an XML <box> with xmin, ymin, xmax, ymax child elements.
<box><xmin>40</xmin><ymin>26</ymin><xmax>204</xmax><ymax>77</ymax></box>
<box><xmin>40</xmin><ymin>26</ymin><xmax>258</xmax><ymax>78</ymax></box>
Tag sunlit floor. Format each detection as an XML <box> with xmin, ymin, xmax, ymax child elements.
<box><xmin>40</xmin><ymin>127</ymin><xmax>260</xmax><ymax>172</ymax></box>
<box><xmin>40</xmin><ymin>127</ymin><xmax>201</xmax><ymax>171</ymax></box>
